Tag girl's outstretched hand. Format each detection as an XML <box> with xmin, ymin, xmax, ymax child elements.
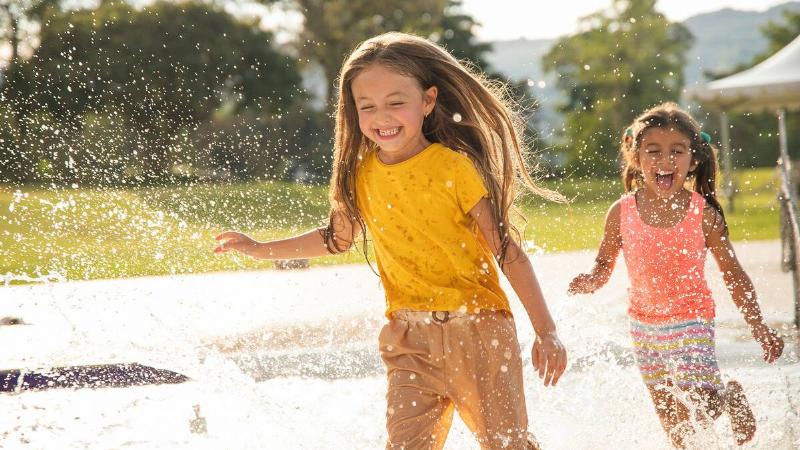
<box><xmin>532</xmin><ymin>332</ymin><xmax>567</xmax><ymax>387</ymax></box>
<box><xmin>568</xmin><ymin>273</ymin><xmax>599</xmax><ymax>295</ymax></box>
<box><xmin>752</xmin><ymin>323</ymin><xmax>784</xmax><ymax>363</ymax></box>
<box><xmin>214</xmin><ymin>231</ymin><xmax>257</xmax><ymax>255</ymax></box>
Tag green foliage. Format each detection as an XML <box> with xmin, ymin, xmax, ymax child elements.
<box><xmin>291</xmin><ymin>0</ymin><xmax>447</xmax><ymax>107</ymax></box>
<box><xmin>3</xmin><ymin>0</ymin><xmax>303</xmax><ymax>184</ymax></box>
<box><xmin>543</xmin><ymin>0</ymin><xmax>692</xmax><ymax>175</ymax></box>
<box><xmin>761</xmin><ymin>9</ymin><xmax>800</xmax><ymax>57</ymax></box>
<box><xmin>436</xmin><ymin>0</ymin><xmax>492</xmax><ymax>70</ymax></box>
<box><xmin>2</xmin><ymin>0</ymin><xmax>501</xmax><ymax>186</ymax></box>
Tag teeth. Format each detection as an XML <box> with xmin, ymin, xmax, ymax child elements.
<box><xmin>378</xmin><ymin>128</ymin><xmax>399</xmax><ymax>137</ymax></box>
<box><xmin>656</xmin><ymin>170</ymin><xmax>673</xmax><ymax>176</ymax></box>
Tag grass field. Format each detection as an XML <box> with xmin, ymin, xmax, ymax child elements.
<box><xmin>0</xmin><ymin>168</ymin><xmax>782</xmax><ymax>283</ymax></box>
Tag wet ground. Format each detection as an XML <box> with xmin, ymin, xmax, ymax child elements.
<box><xmin>1</xmin><ymin>240</ymin><xmax>798</xmax><ymax>449</ymax></box>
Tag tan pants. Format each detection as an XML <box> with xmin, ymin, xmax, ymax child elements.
<box><xmin>379</xmin><ymin>309</ymin><xmax>537</xmax><ymax>450</ymax></box>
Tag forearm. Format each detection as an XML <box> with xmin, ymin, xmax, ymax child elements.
<box><xmin>588</xmin><ymin>256</ymin><xmax>615</xmax><ymax>285</ymax></box>
<box><xmin>724</xmin><ymin>272</ymin><xmax>766</xmax><ymax>328</ymax></box>
<box><xmin>249</xmin><ymin>228</ymin><xmax>335</xmax><ymax>260</ymax></box>
<box><xmin>501</xmin><ymin>254</ymin><xmax>557</xmax><ymax>337</ymax></box>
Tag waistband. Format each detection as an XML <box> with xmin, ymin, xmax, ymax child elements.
<box><xmin>392</xmin><ymin>309</ymin><xmax>473</xmax><ymax>324</ymax></box>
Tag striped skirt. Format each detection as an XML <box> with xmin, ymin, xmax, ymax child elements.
<box><xmin>629</xmin><ymin>318</ymin><xmax>724</xmax><ymax>391</ymax></box>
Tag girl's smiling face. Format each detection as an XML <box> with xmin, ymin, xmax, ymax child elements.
<box><xmin>351</xmin><ymin>64</ymin><xmax>437</xmax><ymax>164</ymax></box>
<box><xmin>637</xmin><ymin>127</ymin><xmax>697</xmax><ymax>198</ymax></box>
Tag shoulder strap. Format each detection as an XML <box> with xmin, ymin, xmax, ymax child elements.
<box><xmin>688</xmin><ymin>191</ymin><xmax>706</xmax><ymax>227</ymax></box>
<box><xmin>619</xmin><ymin>193</ymin><xmax>637</xmax><ymax>229</ymax></box>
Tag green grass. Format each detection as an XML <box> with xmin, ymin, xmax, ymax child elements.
<box><xmin>0</xmin><ymin>168</ymin><xmax>782</xmax><ymax>282</ymax></box>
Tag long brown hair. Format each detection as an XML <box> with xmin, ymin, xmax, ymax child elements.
<box><xmin>620</xmin><ymin>102</ymin><xmax>725</xmax><ymax>226</ymax></box>
<box><xmin>321</xmin><ymin>32</ymin><xmax>564</xmax><ymax>266</ymax></box>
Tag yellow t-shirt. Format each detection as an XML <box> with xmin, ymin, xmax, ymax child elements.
<box><xmin>355</xmin><ymin>142</ymin><xmax>510</xmax><ymax>317</ymax></box>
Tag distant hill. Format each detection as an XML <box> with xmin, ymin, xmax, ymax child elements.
<box><xmin>486</xmin><ymin>1</ymin><xmax>800</xmax><ymax>127</ymax></box>
<box><xmin>683</xmin><ymin>2</ymin><xmax>800</xmax><ymax>84</ymax></box>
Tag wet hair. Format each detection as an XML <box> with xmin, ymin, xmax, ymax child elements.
<box><xmin>620</xmin><ymin>102</ymin><xmax>725</xmax><ymax>230</ymax></box>
<box><xmin>321</xmin><ymin>32</ymin><xmax>564</xmax><ymax>266</ymax></box>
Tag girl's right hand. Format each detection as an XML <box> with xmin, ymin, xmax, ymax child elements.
<box><xmin>532</xmin><ymin>331</ymin><xmax>567</xmax><ymax>387</ymax></box>
<box><xmin>752</xmin><ymin>323</ymin><xmax>784</xmax><ymax>363</ymax></box>
<box><xmin>568</xmin><ymin>273</ymin><xmax>599</xmax><ymax>295</ymax></box>
<box><xmin>214</xmin><ymin>231</ymin><xmax>257</xmax><ymax>255</ymax></box>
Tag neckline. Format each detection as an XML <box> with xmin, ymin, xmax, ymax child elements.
<box><xmin>374</xmin><ymin>142</ymin><xmax>440</xmax><ymax>168</ymax></box>
<box><xmin>633</xmin><ymin>190</ymin><xmax>696</xmax><ymax>230</ymax></box>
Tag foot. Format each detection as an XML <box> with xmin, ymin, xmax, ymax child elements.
<box><xmin>526</xmin><ymin>431</ymin><xmax>543</xmax><ymax>450</ymax></box>
<box><xmin>725</xmin><ymin>380</ymin><xmax>756</xmax><ymax>445</ymax></box>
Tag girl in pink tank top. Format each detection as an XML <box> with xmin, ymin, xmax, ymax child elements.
<box><xmin>568</xmin><ymin>103</ymin><xmax>784</xmax><ymax>448</ymax></box>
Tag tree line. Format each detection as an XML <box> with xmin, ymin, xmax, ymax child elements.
<box><xmin>0</xmin><ymin>0</ymin><xmax>797</xmax><ymax>186</ymax></box>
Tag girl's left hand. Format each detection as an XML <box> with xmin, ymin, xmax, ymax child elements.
<box><xmin>532</xmin><ymin>332</ymin><xmax>567</xmax><ymax>387</ymax></box>
<box><xmin>752</xmin><ymin>324</ymin><xmax>784</xmax><ymax>363</ymax></box>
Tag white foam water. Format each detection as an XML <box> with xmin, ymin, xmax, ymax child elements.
<box><xmin>0</xmin><ymin>242</ymin><xmax>798</xmax><ymax>449</ymax></box>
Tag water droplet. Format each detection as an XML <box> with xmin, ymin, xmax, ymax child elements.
<box><xmin>452</xmin><ymin>113</ymin><xmax>462</xmax><ymax>123</ymax></box>
<box><xmin>491</xmin><ymin>339</ymin><xmax>499</xmax><ymax>348</ymax></box>
<box><xmin>458</xmin><ymin>305</ymin><xmax>468</xmax><ymax>314</ymax></box>
<box><xmin>409</xmin><ymin>373</ymin><xmax>416</xmax><ymax>380</ymax></box>
<box><xmin>504</xmin><ymin>350</ymin><xmax>512</xmax><ymax>359</ymax></box>
<box><xmin>500</xmin><ymin>365</ymin><xmax>508</xmax><ymax>373</ymax></box>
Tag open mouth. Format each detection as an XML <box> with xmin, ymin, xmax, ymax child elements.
<box><xmin>375</xmin><ymin>127</ymin><xmax>400</xmax><ymax>139</ymax></box>
<box><xmin>655</xmin><ymin>170</ymin><xmax>674</xmax><ymax>191</ymax></box>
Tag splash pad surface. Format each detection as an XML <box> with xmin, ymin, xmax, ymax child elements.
<box><xmin>1</xmin><ymin>241</ymin><xmax>798</xmax><ymax>449</ymax></box>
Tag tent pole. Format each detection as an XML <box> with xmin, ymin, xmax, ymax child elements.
<box><xmin>777</xmin><ymin>108</ymin><xmax>800</xmax><ymax>331</ymax></box>
<box><xmin>720</xmin><ymin>111</ymin><xmax>734</xmax><ymax>212</ymax></box>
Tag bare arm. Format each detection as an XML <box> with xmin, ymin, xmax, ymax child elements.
<box><xmin>704</xmin><ymin>207</ymin><xmax>783</xmax><ymax>363</ymax></box>
<box><xmin>568</xmin><ymin>200</ymin><xmax>623</xmax><ymax>295</ymax></box>
<box><xmin>469</xmin><ymin>198</ymin><xmax>566</xmax><ymax>386</ymax></box>
<box><xmin>215</xmin><ymin>211</ymin><xmax>363</xmax><ymax>260</ymax></box>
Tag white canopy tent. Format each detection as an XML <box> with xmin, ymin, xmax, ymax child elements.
<box><xmin>687</xmin><ymin>34</ymin><xmax>800</xmax><ymax>329</ymax></box>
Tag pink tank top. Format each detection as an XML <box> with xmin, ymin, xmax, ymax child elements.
<box><xmin>620</xmin><ymin>191</ymin><xmax>715</xmax><ymax>324</ymax></box>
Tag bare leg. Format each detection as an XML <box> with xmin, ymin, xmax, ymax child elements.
<box><xmin>647</xmin><ymin>382</ymin><xmax>692</xmax><ymax>448</ymax></box>
<box><xmin>724</xmin><ymin>380</ymin><xmax>756</xmax><ymax>445</ymax></box>
<box><xmin>684</xmin><ymin>386</ymin><xmax>724</xmax><ymax>422</ymax></box>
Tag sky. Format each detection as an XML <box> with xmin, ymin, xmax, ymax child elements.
<box><xmin>460</xmin><ymin>0</ymin><xmax>792</xmax><ymax>41</ymax></box>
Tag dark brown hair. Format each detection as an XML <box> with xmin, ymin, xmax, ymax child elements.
<box><xmin>620</xmin><ymin>102</ymin><xmax>725</xmax><ymax>228</ymax></box>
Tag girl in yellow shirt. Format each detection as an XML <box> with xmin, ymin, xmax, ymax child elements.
<box><xmin>215</xmin><ymin>32</ymin><xmax>566</xmax><ymax>450</ymax></box>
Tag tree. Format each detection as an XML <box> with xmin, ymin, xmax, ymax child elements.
<box><xmin>25</xmin><ymin>0</ymin><xmax>302</xmax><ymax>183</ymax></box>
<box><xmin>0</xmin><ymin>0</ymin><xmax>58</xmax><ymax>182</ymax></box>
<box><xmin>543</xmin><ymin>0</ymin><xmax>692</xmax><ymax>175</ymax></box>
<box><xmin>287</xmin><ymin>0</ymin><xmax>447</xmax><ymax>108</ymax></box>
<box><xmin>761</xmin><ymin>9</ymin><xmax>800</xmax><ymax>58</ymax></box>
<box><xmin>436</xmin><ymin>0</ymin><xmax>491</xmax><ymax>70</ymax></box>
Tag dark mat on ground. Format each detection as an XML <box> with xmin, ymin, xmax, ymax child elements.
<box><xmin>0</xmin><ymin>363</ymin><xmax>189</xmax><ymax>392</ymax></box>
